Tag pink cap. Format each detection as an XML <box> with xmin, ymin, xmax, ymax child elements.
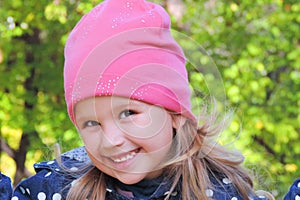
<box><xmin>64</xmin><ymin>0</ymin><xmax>195</xmax><ymax>124</ymax></box>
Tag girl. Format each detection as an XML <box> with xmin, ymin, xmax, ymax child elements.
<box><xmin>13</xmin><ymin>0</ymin><xmax>273</xmax><ymax>199</ymax></box>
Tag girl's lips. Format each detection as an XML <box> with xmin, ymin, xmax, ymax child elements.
<box><xmin>111</xmin><ymin>148</ymin><xmax>141</xmax><ymax>163</ymax></box>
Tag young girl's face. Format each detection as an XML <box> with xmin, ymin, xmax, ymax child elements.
<box><xmin>75</xmin><ymin>96</ymin><xmax>175</xmax><ymax>184</ymax></box>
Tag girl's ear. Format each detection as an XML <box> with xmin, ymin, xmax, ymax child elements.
<box><xmin>172</xmin><ymin>114</ymin><xmax>187</xmax><ymax>129</ymax></box>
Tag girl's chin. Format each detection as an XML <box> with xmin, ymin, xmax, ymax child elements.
<box><xmin>113</xmin><ymin>169</ymin><xmax>164</xmax><ymax>184</ymax></box>
<box><xmin>116</xmin><ymin>175</ymin><xmax>145</xmax><ymax>184</ymax></box>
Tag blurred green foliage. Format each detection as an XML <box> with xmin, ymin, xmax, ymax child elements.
<box><xmin>0</xmin><ymin>0</ymin><xmax>299</xmax><ymax>198</ymax></box>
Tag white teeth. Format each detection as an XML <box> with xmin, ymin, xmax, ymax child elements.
<box><xmin>113</xmin><ymin>151</ymin><xmax>136</xmax><ymax>163</ymax></box>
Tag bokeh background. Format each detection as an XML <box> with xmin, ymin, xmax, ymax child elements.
<box><xmin>0</xmin><ymin>0</ymin><xmax>299</xmax><ymax>198</ymax></box>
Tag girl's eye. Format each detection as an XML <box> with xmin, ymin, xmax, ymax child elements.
<box><xmin>120</xmin><ymin>110</ymin><xmax>136</xmax><ymax>119</ymax></box>
<box><xmin>83</xmin><ymin>120</ymin><xmax>100</xmax><ymax>128</ymax></box>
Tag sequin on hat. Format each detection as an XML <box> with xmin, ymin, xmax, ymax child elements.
<box><xmin>64</xmin><ymin>0</ymin><xmax>195</xmax><ymax>124</ymax></box>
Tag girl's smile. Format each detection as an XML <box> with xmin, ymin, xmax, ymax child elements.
<box><xmin>111</xmin><ymin>148</ymin><xmax>139</xmax><ymax>163</ymax></box>
<box><xmin>75</xmin><ymin>96</ymin><xmax>176</xmax><ymax>184</ymax></box>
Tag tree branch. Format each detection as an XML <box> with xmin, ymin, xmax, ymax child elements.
<box><xmin>252</xmin><ymin>135</ymin><xmax>286</xmax><ymax>164</ymax></box>
<box><xmin>0</xmin><ymin>137</ymin><xmax>16</xmax><ymax>159</ymax></box>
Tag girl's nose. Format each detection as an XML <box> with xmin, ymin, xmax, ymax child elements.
<box><xmin>101</xmin><ymin>122</ymin><xmax>126</xmax><ymax>147</ymax></box>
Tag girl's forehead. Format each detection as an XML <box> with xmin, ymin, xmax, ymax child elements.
<box><xmin>79</xmin><ymin>96</ymin><xmax>150</xmax><ymax>108</ymax></box>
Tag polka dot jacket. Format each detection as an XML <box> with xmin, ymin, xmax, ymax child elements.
<box><xmin>11</xmin><ymin>147</ymin><xmax>271</xmax><ymax>200</ymax></box>
<box><xmin>0</xmin><ymin>172</ymin><xmax>13</xmax><ymax>200</ymax></box>
<box><xmin>284</xmin><ymin>178</ymin><xmax>300</xmax><ymax>200</ymax></box>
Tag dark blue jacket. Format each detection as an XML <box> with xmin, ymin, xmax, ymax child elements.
<box><xmin>6</xmin><ymin>147</ymin><xmax>272</xmax><ymax>199</ymax></box>
<box><xmin>0</xmin><ymin>172</ymin><xmax>12</xmax><ymax>200</ymax></box>
<box><xmin>284</xmin><ymin>178</ymin><xmax>300</xmax><ymax>200</ymax></box>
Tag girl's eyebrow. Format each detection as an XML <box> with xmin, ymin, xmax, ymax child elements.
<box><xmin>75</xmin><ymin>115</ymin><xmax>97</xmax><ymax>124</ymax></box>
<box><xmin>74</xmin><ymin>108</ymin><xmax>98</xmax><ymax>122</ymax></box>
<box><xmin>112</xmin><ymin>99</ymin><xmax>144</xmax><ymax>109</ymax></box>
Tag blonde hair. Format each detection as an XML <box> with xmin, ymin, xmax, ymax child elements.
<box><xmin>64</xmin><ymin>108</ymin><xmax>272</xmax><ymax>200</ymax></box>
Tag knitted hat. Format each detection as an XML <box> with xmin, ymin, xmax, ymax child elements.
<box><xmin>64</xmin><ymin>0</ymin><xmax>195</xmax><ymax>124</ymax></box>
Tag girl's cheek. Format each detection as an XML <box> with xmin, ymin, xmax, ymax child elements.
<box><xmin>80</xmin><ymin>131</ymin><xmax>102</xmax><ymax>148</ymax></box>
